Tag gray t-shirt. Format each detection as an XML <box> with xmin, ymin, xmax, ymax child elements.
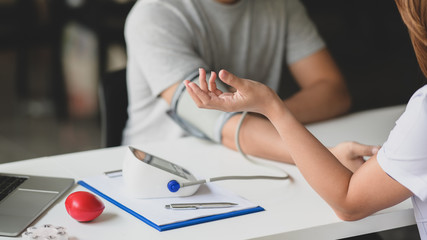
<box><xmin>123</xmin><ymin>0</ymin><xmax>325</xmax><ymax>145</ymax></box>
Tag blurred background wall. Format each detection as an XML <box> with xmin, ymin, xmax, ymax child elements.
<box><xmin>282</xmin><ymin>0</ymin><xmax>425</xmax><ymax>111</ymax></box>
<box><xmin>0</xmin><ymin>0</ymin><xmax>424</xmax><ymax>162</ymax></box>
<box><xmin>0</xmin><ymin>0</ymin><xmax>134</xmax><ymax>162</ymax></box>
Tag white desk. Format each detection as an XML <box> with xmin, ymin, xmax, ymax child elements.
<box><xmin>0</xmin><ymin>105</ymin><xmax>415</xmax><ymax>240</ymax></box>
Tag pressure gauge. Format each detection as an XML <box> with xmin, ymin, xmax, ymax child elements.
<box><xmin>122</xmin><ymin>146</ymin><xmax>200</xmax><ymax>198</ymax></box>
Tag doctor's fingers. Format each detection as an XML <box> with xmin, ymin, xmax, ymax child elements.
<box><xmin>209</xmin><ymin>71</ymin><xmax>223</xmax><ymax>96</ymax></box>
<box><xmin>185</xmin><ymin>80</ymin><xmax>219</xmax><ymax>109</ymax></box>
<box><xmin>184</xmin><ymin>80</ymin><xmax>203</xmax><ymax>107</ymax></box>
<box><xmin>218</xmin><ymin>69</ymin><xmax>248</xmax><ymax>92</ymax></box>
<box><xmin>198</xmin><ymin>68</ymin><xmax>208</xmax><ymax>91</ymax></box>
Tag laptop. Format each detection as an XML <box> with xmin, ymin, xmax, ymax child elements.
<box><xmin>0</xmin><ymin>173</ymin><xmax>74</xmax><ymax>237</ymax></box>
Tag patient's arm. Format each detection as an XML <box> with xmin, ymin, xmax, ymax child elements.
<box><xmin>221</xmin><ymin>113</ymin><xmax>378</xmax><ymax>165</ymax></box>
<box><xmin>161</xmin><ymin>82</ymin><xmax>375</xmax><ymax>165</ymax></box>
<box><xmin>285</xmin><ymin>49</ymin><xmax>350</xmax><ymax>124</ymax></box>
<box><xmin>160</xmin><ymin>74</ymin><xmax>294</xmax><ymax>163</ymax></box>
<box><xmin>161</xmin><ymin>49</ymin><xmax>350</xmax><ymax>163</ymax></box>
<box><xmin>222</xmin><ymin>113</ymin><xmax>293</xmax><ymax>162</ymax></box>
<box><xmin>161</xmin><ymin>82</ymin><xmax>180</xmax><ymax>104</ymax></box>
<box><xmin>161</xmin><ymin>78</ymin><xmax>374</xmax><ymax>166</ymax></box>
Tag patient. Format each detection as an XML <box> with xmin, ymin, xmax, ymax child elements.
<box><xmin>184</xmin><ymin>0</ymin><xmax>427</xmax><ymax>238</ymax></box>
<box><xmin>122</xmin><ymin>0</ymin><xmax>364</xmax><ymax>165</ymax></box>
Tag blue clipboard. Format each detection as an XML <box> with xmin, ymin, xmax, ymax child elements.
<box><xmin>78</xmin><ymin>180</ymin><xmax>264</xmax><ymax>231</ymax></box>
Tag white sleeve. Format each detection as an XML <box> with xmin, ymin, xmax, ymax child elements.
<box><xmin>377</xmin><ymin>85</ymin><xmax>427</xmax><ymax>201</ymax></box>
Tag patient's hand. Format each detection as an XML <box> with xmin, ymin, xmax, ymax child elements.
<box><xmin>329</xmin><ymin>142</ymin><xmax>380</xmax><ymax>173</ymax></box>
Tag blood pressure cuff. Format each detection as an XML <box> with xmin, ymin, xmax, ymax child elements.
<box><xmin>168</xmin><ymin>72</ymin><xmax>239</xmax><ymax>143</ymax></box>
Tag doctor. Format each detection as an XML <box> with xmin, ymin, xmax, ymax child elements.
<box><xmin>184</xmin><ymin>0</ymin><xmax>427</xmax><ymax>238</ymax></box>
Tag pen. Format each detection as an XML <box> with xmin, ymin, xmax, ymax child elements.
<box><xmin>165</xmin><ymin>202</ymin><xmax>238</xmax><ymax>210</ymax></box>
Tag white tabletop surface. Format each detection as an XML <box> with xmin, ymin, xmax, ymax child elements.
<box><xmin>0</xmin><ymin>105</ymin><xmax>415</xmax><ymax>240</ymax></box>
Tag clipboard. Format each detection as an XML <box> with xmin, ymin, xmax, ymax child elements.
<box><xmin>78</xmin><ymin>173</ymin><xmax>264</xmax><ymax>231</ymax></box>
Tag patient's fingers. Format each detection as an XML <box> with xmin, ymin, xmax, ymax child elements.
<box><xmin>199</xmin><ymin>68</ymin><xmax>208</xmax><ymax>91</ymax></box>
<box><xmin>349</xmin><ymin>142</ymin><xmax>380</xmax><ymax>157</ymax></box>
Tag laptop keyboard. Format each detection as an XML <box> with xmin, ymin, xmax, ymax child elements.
<box><xmin>0</xmin><ymin>176</ymin><xmax>27</xmax><ymax>202</ymax></box>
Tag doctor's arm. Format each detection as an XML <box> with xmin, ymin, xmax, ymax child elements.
<box><xmin>264</xmin><ymin>101</ymin><xmax>412</xmax><ymax>220</ymax></box>
<box><xmin>221</xmin><ymin>48</ymin><xmax>352</xmax><ymax>163</ymax></box>
<box><xmin>184</xmin><ymin>70</ymin><xmax>413</xmax><ymax>220</ymax></box>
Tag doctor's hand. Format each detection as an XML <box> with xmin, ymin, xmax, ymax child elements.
<box><xmin>184</xmin><ymin>68</ymin><xmax>284</xmax><ymax>118</ymax></box>
<box><xmin>329</xmin><ymin>142</ymin><xmax>380</xmax><ymax>173</ymax></box>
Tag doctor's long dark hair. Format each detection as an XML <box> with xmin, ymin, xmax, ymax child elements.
<box><xmin>395</xmin><ymin>0</ymin><xmax>427</xmax><ymax>78</ymax></box>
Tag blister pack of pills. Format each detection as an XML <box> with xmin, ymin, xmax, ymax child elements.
<box><xmin>21</xmin><ymin>224</ymin><xmax>68</xmax><ymax>240</ymax></box>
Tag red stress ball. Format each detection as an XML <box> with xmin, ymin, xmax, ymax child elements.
<box><xmin>65</xmin><ymin>191</ymin><xmax>105</xmax><ymax>222</ymax></box>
